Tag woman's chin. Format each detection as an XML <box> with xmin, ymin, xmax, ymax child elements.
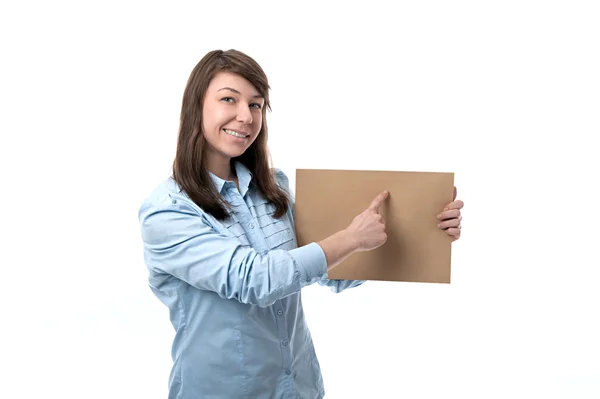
<box><xmin>224</xmin><ymin>147</ymin><xmax>248</xmax><ymax>159</ymax></box>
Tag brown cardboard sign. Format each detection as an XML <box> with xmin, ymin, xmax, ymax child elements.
<box><xmin>294</xmin><ymin>169</ymin><xmax>454</xmax><ymax>283</ymax></box>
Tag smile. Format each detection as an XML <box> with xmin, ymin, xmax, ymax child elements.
<box><xmin>223</xmin><ymin>129</ymin><xmax>250</xmax><ymax>138</ymax></box>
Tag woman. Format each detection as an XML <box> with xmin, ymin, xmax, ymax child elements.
<box><xmin>138</xmin><ymin>49</ymin><xmax>463</xmax><ymax>399</ymax></box>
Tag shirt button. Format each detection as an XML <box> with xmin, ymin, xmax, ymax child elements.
<box><xmin>318</xmin><ymin>272</ymin><xmax>324</xmax><ymax>278</ymax></box>
<box><xmin>282</xmin><ymin>340</ymin><xmax>288</xmax><ymax>347</ymax></box>
<box><xmin>249</xmin><ymin>223</ymin><xmax>255</xmax><ymax>229</ymax></box>
<box><xmin>284</xmin><ymin>369</ymin><xmax>291</xmax><ymax>375</ymax></box>
<box><xmin>277</xmin><ymin>309</ymin><xmax>283</xmax><ymax>316</ymax></box>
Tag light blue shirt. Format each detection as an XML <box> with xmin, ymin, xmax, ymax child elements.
<box><xmin>138</xmin><ymin>162</ymin><xmax>364</xmax><ymax>399</ymax></box>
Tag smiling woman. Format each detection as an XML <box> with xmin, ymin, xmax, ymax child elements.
<box><xmin>137</xmin><ymin>49</ymin><xmax>463</xmax><ymax>399</ymax></box>
<box><xmin>170</xmin><ymin>50</ymin><xmax>285</xmax><ymax>221</ymax></box>
<box><xmin>202</xmin><ymin>74</ymin><xmax>264</xmax><ymax>169</ymax></box>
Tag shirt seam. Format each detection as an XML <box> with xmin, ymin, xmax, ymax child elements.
<box><xmin>175</xmin><ymin>279</ymin><xmax>187</xmax><ymax>396</ymax></box>
<box><xmin>236</xmin><ymin>314</ymin><xmax>250</xmax><ymax>399</ymax></box>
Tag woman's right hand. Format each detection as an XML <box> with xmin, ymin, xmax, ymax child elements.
<box><xmin>345</xmin><ymin>191</ymin><xmax>389</xmax><ymax>252</ymax></box>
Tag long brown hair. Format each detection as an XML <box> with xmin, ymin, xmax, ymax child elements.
<box><xmin>172</xmin><ymin>49</ymin><xmax>289</xmax><ymax>220</ymax></box>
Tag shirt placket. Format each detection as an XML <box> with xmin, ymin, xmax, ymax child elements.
<box><xmin>226</xmin><ymin>185</ymin><xmax>297</xmax><ymax>393</ymax></box>
<box><xmin>275</xmin><ymin>298</ymin><xmax>295</xmax><ymax>383</ymax></box>
<box><xmin>237</xmin><ymin>189</ymin><xmax>296</xmax><ymax>385</ymax></box>
<box><xmin>226</xmin><ymin>186</ymin><xmax>268</xmax><ymax>252</ymax></box>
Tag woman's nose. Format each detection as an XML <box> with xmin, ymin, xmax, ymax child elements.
<box><xmin>236</xmin><ymin>104</ymin><xmax>253</xmax><ymax>124</ymax></box>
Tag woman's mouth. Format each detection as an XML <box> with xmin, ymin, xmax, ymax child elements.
<box><xmin>223</xmin><ymin>129</ymin><xmax>250</xmax><ymax>138</ymax></box>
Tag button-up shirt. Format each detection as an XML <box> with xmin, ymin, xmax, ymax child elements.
<box><xmin>138</xmin><ymin>162</ymin><xmax>364</xmax><ymax>399</ymax></box>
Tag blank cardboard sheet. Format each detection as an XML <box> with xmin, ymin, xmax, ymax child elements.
<box><xmin>294</xmin><ymin>169</ymin><xmax>454</xmax><ymax>283</ymax></box>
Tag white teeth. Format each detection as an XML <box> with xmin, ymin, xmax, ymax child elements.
<box><xmin>224</xmin><ymin>129</ymin><xmax>247</xmax><ymax>138</ymax></box>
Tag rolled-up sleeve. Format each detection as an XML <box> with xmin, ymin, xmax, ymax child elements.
<box><xmin>317</xmin><ymin>278</ymin><xmax>366</xmax><ymax>292</ymax></box>
<box><xmin>138</xmin><ymin>197</ymin><xmax>327</xmax><ymax>308</ymax></box>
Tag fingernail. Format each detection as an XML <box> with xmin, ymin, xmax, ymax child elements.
<box><xmin>437</xmin><ymin>214</ymin><xmax>441</xmax><ymax>219</ymax></box>
<box><xmin>444</xmin><ymin>208</ymin><xmax>448</xmax><ymax>211</ymax></box>
<box><xmin>437</xmin><ymin>223</ymin><xmax>441</xmax><ymax>228</ymax></box>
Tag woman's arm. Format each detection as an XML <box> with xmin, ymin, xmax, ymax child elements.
<box><xmin>138</xmin><ymin>189</ymin><xmax>386</xmax><ymax>308</ymax></box>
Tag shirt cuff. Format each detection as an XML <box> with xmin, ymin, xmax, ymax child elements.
<box><xmin>288</xmin><ymin>242</ymin><xmax>328</xmax><ymax>287</ymax></box>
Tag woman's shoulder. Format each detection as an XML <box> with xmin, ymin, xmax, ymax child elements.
<box><xmin>271</xmin><ymin>168</ymin><xmax>290</xmax><ymax>191</ymax></box>
<box><xmin>139</xmin><ymin>177</ymin><xmax>197</xmax><ymax>214</ymax></box>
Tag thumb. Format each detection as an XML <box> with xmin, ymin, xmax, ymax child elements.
<box><xmin>453</xmin><ymin>186</ymin><xmax>457</xmax><ymax>201</ymax></box>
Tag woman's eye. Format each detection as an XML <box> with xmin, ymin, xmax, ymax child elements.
<box><xmin>250</xmin><ymin>103</ymin><xmax>262</xmax><ymax>110</ymax></box>
<box><xmin>221</xmin><ymin>97</ymin><xmax>235</xmax><ymax>103</ymax></box>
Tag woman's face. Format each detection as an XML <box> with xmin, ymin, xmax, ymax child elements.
<box><xmin>201</xmin><ymin>71</ymin><xmax>264</xmax><ymax>166</ymax></box>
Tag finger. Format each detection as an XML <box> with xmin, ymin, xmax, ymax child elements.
<box><xmin>369</xmin><ymin>190</ymin><xmax>389</xmax><ymax>212</ymax></box>
<box><xmin>446</xmin><ymin>227</ymin><xmax>461</xmax><ymax>238</ymax></box>
<box><xmin>443</xmin><ymin>200</ymin><xmax>464</xmax><ymax>211</ymax></box>
<box><xmin>438</xmin><ymin>218</ymin><xmax>460</xmax><ymax>229</ymax></box>
<box><xmin>453</xmin><ymin>186</ymin><xmax>457</xmax><ymax>201</ymax></box>
<box><xmin>437</xmin><ymin>209</ymin><xmax>460</xmax><ymax>221</ymax></box>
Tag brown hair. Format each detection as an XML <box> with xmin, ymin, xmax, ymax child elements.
<box><xmin>172</xmin><ymin>49</ymin><xmax>289</xmax><ymax>220</ymax></box>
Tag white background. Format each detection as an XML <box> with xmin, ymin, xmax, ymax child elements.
<box><xmin>1</xmin><ymin>1</ymin><xmax>599</xmax><ymax>398</ymax></box>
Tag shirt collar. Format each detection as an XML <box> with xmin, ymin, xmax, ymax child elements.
<box><xmin>208</xmin><ymin>161</ymin><xmax>253</xmax><ymax>197</ymax></box>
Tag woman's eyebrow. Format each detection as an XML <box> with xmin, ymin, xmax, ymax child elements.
<box><xmin>218</xmin><ymin>87</ymin><xmax>263</xmax><ymax>99</ymax></box>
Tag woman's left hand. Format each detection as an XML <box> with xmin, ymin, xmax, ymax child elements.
<box><xmin>437</xmin><ymin>186</ymin><xmax>464</xmax><ymax>242</ymax></box>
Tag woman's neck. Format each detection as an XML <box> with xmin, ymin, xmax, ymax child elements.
<box><xmin>207</xmin><ymin>155</ymin><xmax>235</xmax><ymax>182</ymax></box>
